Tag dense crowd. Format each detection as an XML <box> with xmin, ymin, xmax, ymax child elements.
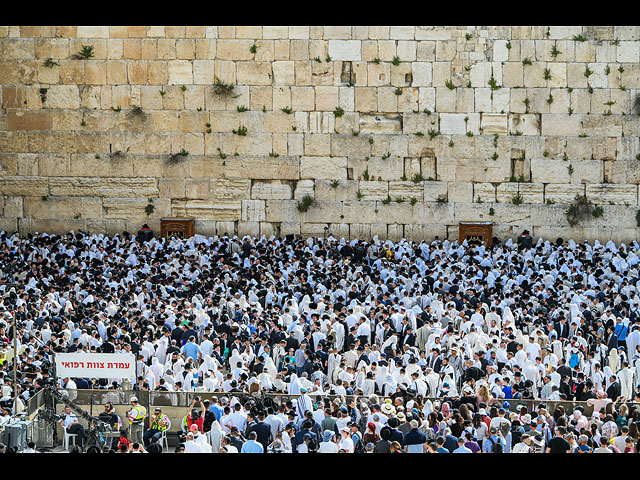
<box><xmin>2</xmin><ymin>227</ymin><xmax>640</xmax><ymax>453</ymax></box>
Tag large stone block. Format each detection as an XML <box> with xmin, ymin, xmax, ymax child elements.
<box><xmin>218</xmin><ymin>156</ymin><xmax>299</xmax><ymax>180</ymax></box>
<box><xmin>359</xmin><ymin>113</ymin><xmax>402</xmax><ymax>134</ymax></box>
<box><xmin>48</xmin><ymin>177</ymin><xmax>158</xmax><ymax>197</ymax></box>
<box><xmin>24</xmin><ymin>196</ymin><xmax>102</xmax><ymax>219</ymax></box>
<box><xmin>171</xmin><ymin>200</ymin><xmax>241</xmax><ymax>221</ymax></box>
<box><xmin>327</xmin><ymin>40</ymin><xmax>361</xmax><ymax>60</ymax></box>
<box><xmin>250</xmin><ymin>180</ymin><xmax>292</xmax><ymax>200</ymax></box>
<box><xmin>210</xmin><ymin>178</ymin><xmax>251</xmax><ymax>201</ymax></box>
<box><xmin>531</xmin><ymin>158</ymin><xmax>571</xmax><ymax>184</ymax></box>
<box><xmin>585</xmin><ymin>184</ymin><xmax>637</xmax><ymax>205</ymax></box>
<box><xmin>300</xmin><ymin>156</ymin><xmax>347</xmax><ymax>180</ymax></box>
<box><xmin>314</xmin><ymin>179</ymin><xmax>358</xmax><ymax>201</ymax></box>
<box><xmin>241</xmin><ymin>199</ymin><xmax>266</xmax><ymax>222</ymax></box>
<box><xmin>496</xmin><ymin>182</ymin><xmax>544</xmax><ymax>204</ymax></box>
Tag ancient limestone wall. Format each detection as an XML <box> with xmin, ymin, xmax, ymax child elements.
<box><xmin>1</xmin><ymin>26</ymin><xmax>640</xmax><ymax>242</ymax></box>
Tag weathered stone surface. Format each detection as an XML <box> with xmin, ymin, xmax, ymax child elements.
<box><xmin>300</xmin><ymin>157</ymin><xmax>347</xmax><ymax>180</ymax></box>
<box><xmin>359</xmin><ymin>113</ymin><xmax>402</xmax><ymax>134</ymax></box>
<box><xmin>241</xmin><ymin>200</ymin><xmax>266</xmax><ymax>222</ymax></box>
<box><xmin>496</xmin><ymin>182</ymin><xmax>544</xmax><ymax>204</ymax></box>
<box><xmin>250</xmin><ymin>181</ymin><xmax>292</xmax><ymax>200</ymax></box>
<box><xmin>210</xmin><ymin>178</ymin><xmax>251</xmax><ymax>201</ymax></box>
<box><xmin>314</xmin><ymin>179</ymin><xmax>358</xmax><ymax>201</ymax></box>
<box><xmin>171</xmin><ymin>200</ymin><xmax>241</xmax><ymax>220</ymax></box>
<box><xmin>1</xmin><ymin>26</ymin><xmax>639</xmax><ymax>243</ymax></box>
<box><xmin>24</xmin><ymin>196</ymin><xmax>102</xmax><ymax>219</ymax></box>
<box><xmin>585</xmin><ymin>184</ymin><xmax>637</xmax><ymax>205</ymax></box>
<box><xmin>531</xmin><ymin>158</ymin><xmax>571</xmax><ymax>184</ymax></box>
<box><xmin>49</xmin><ymin>177</ymin><xmax>158</xmax><ymax>197</ymax></box>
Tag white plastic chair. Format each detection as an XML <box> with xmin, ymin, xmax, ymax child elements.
<box><xmin>63</xmin><ymin>431</ymin><xmax>78</xmax><ymax>451</ymax></box>
<box><xmin>158</xmin><ymin>418</ymin><xmax>172</xmax><ymax>452</ymax></box>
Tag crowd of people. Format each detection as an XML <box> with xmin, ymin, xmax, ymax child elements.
<box><xmin>1</xmin><ymin>226</ymin><xmax>640</xmax><ymax>453</ymax></box>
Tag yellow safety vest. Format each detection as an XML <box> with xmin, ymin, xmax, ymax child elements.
<box><xmin>152</xmin><ymin>414</ymin><xmax>169</xmax><ymax>431</ymax></box>
<box><xmin>129</xmin><ymin>405</ymin><xmax>147</xmax><ymax>424</ymax></box>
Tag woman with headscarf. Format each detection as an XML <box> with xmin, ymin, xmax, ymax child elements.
<box><xmin>363</xmin><ymin>422</ymin><xmax>379</xmax><ymax>445</ymax></box>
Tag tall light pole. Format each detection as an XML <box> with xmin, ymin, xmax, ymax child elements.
<box><xmin>11</xmin><ymin>311</ymin><xmax>18</xmax><ymax>415</ymax></box>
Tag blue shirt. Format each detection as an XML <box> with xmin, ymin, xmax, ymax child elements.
<box><xmin>182</xmin><ymin>342</ymin><xmax>201</xmax><ymax>362</ymax></box>
<box><xmin>483</xmin><ymin>435</ymin><xmax>506</xmax><ymax>453</ymax></box>
<box><xmin>209</xmin><ymin>404</ymin><xmax>224</xmax><ymax>422</ymax></box>
<box><xmin>453</xmin><ymin>445</ymin><xmax>473</xmax><ymax>453</ymax></box>
<box><xmin>241</xmin><ymin>440</ymin><xmax>264</xmax><ymax>453</ymax></box>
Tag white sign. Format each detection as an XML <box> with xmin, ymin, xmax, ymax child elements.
<box><xmin>55</xmin><ymin>353</ymin><xmax>136</xmax><ymax>379</ymax></box>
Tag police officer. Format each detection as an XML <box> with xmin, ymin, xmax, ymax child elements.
<box><xmin>127</xmin><ymin>396</ymin><xmax>147</xmax><ymax>445</ymax></box>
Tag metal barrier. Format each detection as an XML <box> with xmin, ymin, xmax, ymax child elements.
<box><xmin>50</xmin><ymin>389</ymin><xmax>637</xmax><ymax>417</ymax></box>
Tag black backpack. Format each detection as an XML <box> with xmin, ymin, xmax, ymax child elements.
<box><xmin>511</xmin><ymin>425</ymin><xmax>523</xmax><ymax>447</ymax></box>
<box><xmin>353</xmin><ymin>431</ymin><xmax>365</xmax><ymax>453</ymax></box>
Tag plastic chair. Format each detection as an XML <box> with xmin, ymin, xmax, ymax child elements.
<box><xmin>63</xmin><ymin>431</ymin><xmax>78</xmax><ymax>451</ymax></box>
<box><xmin>158</xmin><ymin>418</ymin><xmax>172</xmax><ymax>452</ymax></box>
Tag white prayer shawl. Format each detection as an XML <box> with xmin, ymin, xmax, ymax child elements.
<box><xmin>288</xmin><ymin>374</ymin><xmax>302</xmax><ymax>395</ymax></box>
<box><xmin>619</xmin><ymin>367</ymin><xmax>634</xmax><ymax>399</ymax></box>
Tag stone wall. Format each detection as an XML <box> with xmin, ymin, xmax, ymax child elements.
<box><xmin>1</xmin><ymin>25</ymin><xmax>640</xmax><ymax>243</ymax></box>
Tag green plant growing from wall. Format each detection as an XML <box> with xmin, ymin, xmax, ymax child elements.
<box><xmin>522</xmin><ymin>58</ymin><xmax>532</xmax><ymax>66</ymax></box>
<box><xmin>213</xmin><ymin>77</ymin><xmax>239</xmax><ymax>98</ymax></box>
<box><xmin>333</xmin><ymin>106</ymin><xmax>344</xmax><ymax>118</ymax></box>
<box><xmin>544</xmin><ymin>68</ymin><xmax>552</xmax><ymax>81</ymax></box>
<box><xmin>232</xmin><ymin>125</ymin><xmax>247</xmax><ymax>136</ymax></box>
<box><xmin>237</xmin><ymin>105</ymin><xmax>248</xmax><ymax>112</ymax></box>
<box><xmin>394</xmin><ymin>87</ymin><xmax>402</xmax><ymax>95</ymax></box>
<box><xmin>145</xmin><ymin>199</ymin><xmax>155</xmax><ymax>216</ymax></box>
<box><xmin>250</xmin><ymin>43</ymin><xmax>257</xmax><ymax>54</ymax></box>
<box><xmin>381</xmin><ymin>196</ymin><xmax>392</xmax><ymax>205</ymax></box>
<box><xmin>39</xmin><ymin>87</ymin><xmax>48</xmax><ymax>103</ymax></box>
<box><xmin>43</xmin><ymin>58</ymin><xmax>59</xmax><ymax>68</ymax></box>
<box><xmin>511</xmin><ymin>192</ymin><xmax>524</xmax><ymax>205</ymax></box>
<box><xmin>372</xmin><ymin>58</ymin><xmax>380</xmax><ymax>64</ymax></box>
<box><xmin>551</xmin><ymin>43</ymin><xmax>561</xmax><ymax>58</ymax></box>
<box><xmin>74</xmin><ymin>45</ymin><xmax>94</xmax><ymax>59</ymax></box>
<box><xmin>362</xmin><ymin>169</ymin><xmax>370</xmax><ymax>181</ymax></box>
<box><xmin>566</xmin><ymin>194</ymin><xmax>596</xmax><ymax>226</ymax></box>
<box><xmin>297</xmin><ymin>194</ymin><xmax>315</xmax><ymax>213</ymax></box>
<box><xmin>411</xmin><ymin>173</ymin><xmax>424</xmax><ymax>183</ymax></box>
<box><xmin>330</xmin><ymin>180</ymin><xmax>340</xmax><ymax>189</ymax></box>
<box><xmin>410</xmin><ymin>197</ymin><xmax>418</xmax><ymax>206</ymax></box>
<box><xmin>356</xmin><ymin>190</ymin><xmax>364</xmax><ymax>200</ymax></box>
<box><xmin>392</xmin><ymin>56</ymin><xmax>401</xmax><ymax>66</ymax></box>
<box><xmin>572</xmin><ymin>34</ymin><xmax>587</xmax><ymax>42</ymax></box>
<box><xmin>445</xmin><ymin>79</ymin><xmax>455</xmax><ymax>90</ymax></box>
<box><xmin>593</xmin><ymin>206</ymin><xmax>604</xmax><ymax>218</ymax></box>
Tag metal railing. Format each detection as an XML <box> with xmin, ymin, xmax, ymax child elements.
<box><xmin>38</xmin><ymin>389</ymin><xmax>634</xmax><ymax>419</ymax></box>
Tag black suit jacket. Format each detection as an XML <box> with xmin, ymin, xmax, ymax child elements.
<box><xmin>249</xmin><ymin>421</ymin><xmax>273</xmax><ymax>450</ymax></box>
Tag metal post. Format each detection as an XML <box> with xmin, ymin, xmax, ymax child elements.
<box><xmin>12</xmin><ymin>311</ymin><xmax>18</xmax><ymax>415</ymax></box>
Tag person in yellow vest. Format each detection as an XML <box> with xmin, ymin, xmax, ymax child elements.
<box><xmin>143</xmin><ymin>407</ymin><xmax>169</xmax><ymax>448</ymax></box>
<box><xmin>127</xmin><ymin>396</ymin><xmax>147</xmax><ymax>445</ymax></box>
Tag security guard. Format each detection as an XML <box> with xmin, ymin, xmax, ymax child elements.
<box><xmin>143</xmin><ymin>407</ymin><xmax>169</xmax><ymax>448</ymax></box>
<box><xmin>127</xmin><ymin>396</ymin><xmax>147</xmax><ymax>444</ymax></box>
